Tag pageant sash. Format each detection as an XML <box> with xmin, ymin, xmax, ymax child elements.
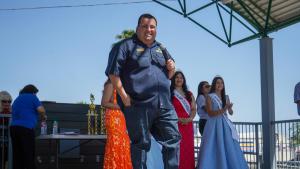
<box><xmin>174</xmin><ymin>90</ymin><xmax>191</xmax><ymax>115</ymax></box>
<box><xmin>211</xmin><ymin>93</ymin><xmax>239</xmax><ymax>141</ymax></box>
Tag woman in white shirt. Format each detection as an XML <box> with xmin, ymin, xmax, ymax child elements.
<box><xmin>196</xmin><ymin>81</ymin><xmax>210</xmax><ymax>135</ymax></box>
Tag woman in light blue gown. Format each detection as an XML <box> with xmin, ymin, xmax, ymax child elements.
<box><xmin>197</xmin><ymin>76</ymin><xmax>248</xmax><ymax>169</ymax></box>
<box><xmin>147</xmin><ymin>136</ymin><xmax>164</xmax><ymax>169</ymax></box>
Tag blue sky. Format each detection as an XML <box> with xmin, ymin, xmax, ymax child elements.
<box><xmin>1</xmin><ymin>0</ymin><xmax>299</xmax><ymax>122</ymax></box>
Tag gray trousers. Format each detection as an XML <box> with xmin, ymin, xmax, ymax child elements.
<box><xmin>123</xmin><ymin>106</ymin><xmax>181</xmax><ymax>169</ymax></box>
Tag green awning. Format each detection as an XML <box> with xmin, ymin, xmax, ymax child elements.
<box><xmin>223</xmin><ymin>0</ymin><xmax>300</xmax><ymax>35</ymax></box>
<box><xmin>153</xmin><ymin>0</ymin><xmax>300</xmax><ymax>46</ymax></box>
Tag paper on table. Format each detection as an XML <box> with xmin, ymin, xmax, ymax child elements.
<box><xmin>61</xmin><ymin>131</ymin><xmax>78</xmax><ymax>135</ymax></box>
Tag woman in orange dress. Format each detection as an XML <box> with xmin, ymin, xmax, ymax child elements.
<box><xmin>101</xmin><ymin>79</ymin><xmax>132</xmax><ymax>169</ymax></box>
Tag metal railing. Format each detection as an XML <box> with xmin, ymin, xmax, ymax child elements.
<box><xmin>234</xmin><ymin>122</ymin><xmax>262</xmax><ymax>169</ymax></box>
<box><xmin>193</xmin><ymin>119</ymin><xmax>300</xmax><ymax>169</ymax></box>
<box><xmin>2</xmin><ymin>112</ymin><xmax>300</xmax><ymax>169</ymax></box>
<box><xmin>274</xmin><ymin>119</ymin><xmax>300</xmax><ymax>169</ymax></box>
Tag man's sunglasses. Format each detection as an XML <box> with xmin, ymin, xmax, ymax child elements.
<box><xmin>1</xmin><ymin>100</ymin><xmax>11</xmax><ymax>103</ymax></box>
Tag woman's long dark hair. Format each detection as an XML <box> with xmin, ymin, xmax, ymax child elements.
<box><xmin>210</xmin><ymin>76</ymin><xmax>226</xmax><ymax>108</ymax></box>
<box><xmin>104</xmin><ymin>78</ymin><xmax>111</xmax><ymax>87</ymax></box>
<box><xmin>20</xmin><ymin>84</ymin><xmax>39</xmax><ymax>94</ymax></box>
<box><xmin>170</xmin><ymin>71</ymin><xmax>192</xmax><ymax>102</ymax></box>
<box><xmin>197</xmin><ymin>81</ymin><xmax>208</xmax><ymax>100</ymax></box>
<box><xmin>102</xmin><ymin>78</ymin><xmax>113</xmax><ymax>96</ymax></box>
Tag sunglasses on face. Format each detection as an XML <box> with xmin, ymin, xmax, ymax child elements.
<box><xmin>204</xmin><ymin>85</ymin><xmax>211</xmax><ymax>88</ymax></box>
<box><xmin>1</xmin><ymin>100</ymin><xmax>11</xmax><ymax>104</ymax></box>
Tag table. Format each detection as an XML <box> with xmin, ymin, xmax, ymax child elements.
<box><xmin>36</xmin><ymin>134</ymin><xmax>107</xmax><ymax>169</ymax></box>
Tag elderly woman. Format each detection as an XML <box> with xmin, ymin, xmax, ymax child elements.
<box><xmin>10</xmin><ymin>84</ymin><xmax>47</xmax><ymax>169</ymax></box>
<box><xmin>0</xmin><ymin>90</ymin><xmax>12</xmax><ymax>122</ymax></box>
<box><xmin>0</xmin><ymin>90</ymin><xmax>13</xmax><ymax>169</ymax></box>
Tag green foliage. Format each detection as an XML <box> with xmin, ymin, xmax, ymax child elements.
<box><xmin>115</xmin><ymin>29</ymin><xmax>135</xmax><ymax>40</ymax></box>
<box><xmin>112</xmin><ymin>29</ymin><xmax>135</xmax><ymax>47</ymax></box>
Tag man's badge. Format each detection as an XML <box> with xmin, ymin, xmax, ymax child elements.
<box><xmin>136</xmin><ymin>48</ymin><xmax>145</xmax><ymax>54</ymax></box>
<box><xmin>156</xmin><ymin>48</ymin><xmax>163</xmax><ymax>53</ymax></box>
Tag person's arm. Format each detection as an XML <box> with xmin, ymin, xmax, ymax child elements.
<box><xmin>226</xmin><ymin>95</ymin><xmax>234</xmax><ymax>115</ymax></box>
<box><xmin>178</xmin><ymin>117</ymin><xmax>186</xmax><ymax>124</ymax></box>
<box><xmin>37</xmin><ymin>106</ymin><xmax>47</xmax><ymax>121</ymax></box>
<box><xmin>198</xmin><ymin>95</ymin><xmax>208</xmax><ymax>112</ymax></box>
<box><xmin>101</xmin><ymin>83</ymin><xmax>120</xmax><ymax>109</ymax></box>
<box><xmin>33</xmin><ymin>95</ymin><xmax>47</xmax><ymax>121</ymax></box>
<box><xmin>166</xmin><ymin>59</ymin><xmax>175</xmax><ymax>79</ymax></box>
<box><xmin>206</xmin><ymin>96</ymin><xmax>227</xmax><ymax>117</ymax></box>
<box><xmin>180</xmin><ymin>93</ymin><xmax>197</xmax><ymax>125</ymax></box>
<box><xmin>187</xmin><ymin>93</ymin><xmax>196</xmax><ymax>122</ymax></box>
<box><xmin>109</xmin><ymin>75</ymin><xmax>131</xmax><ymax>107</ymax></box>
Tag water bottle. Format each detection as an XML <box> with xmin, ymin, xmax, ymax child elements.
<box><xmin>52</xmin><ymin>120</ymin><xmax>58</xmax><ymax>135</ymax></box>
<box><xmin>41</xmin><ymin>121</ymin><xmax>47</xmax><ymax>135</ymax></box>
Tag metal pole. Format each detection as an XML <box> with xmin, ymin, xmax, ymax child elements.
<box><xmin>8</xmin><ymin>117</ymin><xmax>12</xmax><ymax>169</ymax></box>
<box><xmin>260</xmin><ymin>37</ymin><xmax>275</xmax><ymax>169</ymax></box>
<box><xmin>255</xmin><ymin>124</ymin><xmax>260</xmax><ymax>168</ymax></box>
